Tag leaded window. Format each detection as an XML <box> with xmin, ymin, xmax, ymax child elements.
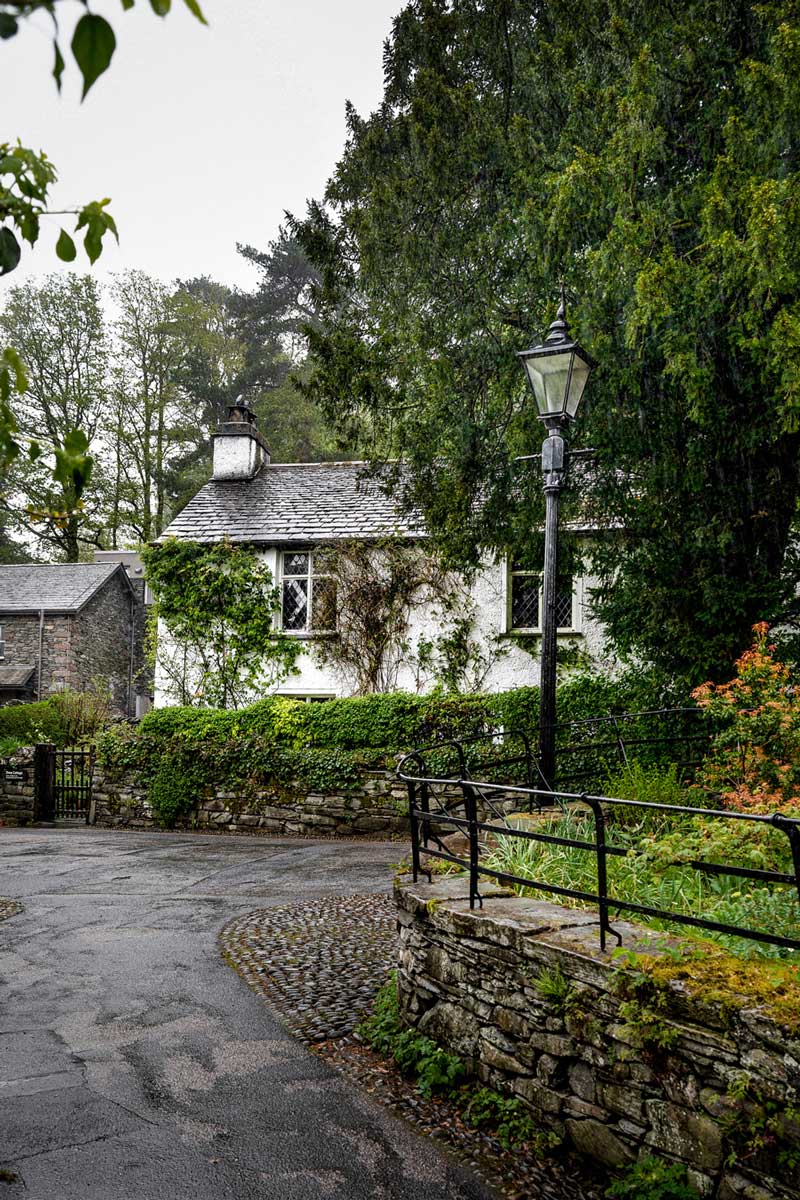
<box><xmin>508</xmin><ymin>562</ymin><xmax>578</xmax><ymax>633</ymax></box>
<box><xmin>280</xmin><ymin>551</ymin><xmax>336</xmax><ymax>632</ymax></box>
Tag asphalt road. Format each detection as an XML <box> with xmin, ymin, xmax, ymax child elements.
<box><xmin>0</xmin><ymin>828</ymin><xmax>493</xmax><ymax>1200</ymax></box>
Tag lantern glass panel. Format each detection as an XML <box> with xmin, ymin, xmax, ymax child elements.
<box><xmin>565</xmin><ymin>352</ymin><xmax>592</xmax><ymax>418</ymax></box>
<box><xmin>523</xmin><ymin>349</ymin><xmax>575</xmax><ymax>418</ymax></box>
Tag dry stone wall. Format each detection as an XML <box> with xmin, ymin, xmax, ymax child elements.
<box><xmin>0</xmin><ymin>745</ymin><xmax>410</xmax><ymax>837</ymax></box>
<box><xmin>0</xmin><ymin>747</ymin><xmax>35</xmax><ymax>824</ymax></box>
<box><xmin>92</xmin><ymin>763</ymin><xmax>409</xmax><ymax>837</ymax></box>
<box><xmin>396</xmin><ymin>875</ymin><xmax>800</xmax><ymax>1200</ymax></box>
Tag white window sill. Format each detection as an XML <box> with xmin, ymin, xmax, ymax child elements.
<box><xmin>276</xmin><ymin>630</ymin><xmax>337</xmax><ymax>639</ymax></box>
<box><xmin>501</xmin><ymin>630</ymin><xmax>584</xmax><ymax>639</ymax></box>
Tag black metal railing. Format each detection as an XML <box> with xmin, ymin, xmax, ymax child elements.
<box><xmin>552</xmin><ymin>707</ymin><xmax>712</xmax><ymax>791</ymax></box>
<box><xmin>398</xmin><ymin>733</ymin><xmax>800</xmax><ymax>956</ymax></box>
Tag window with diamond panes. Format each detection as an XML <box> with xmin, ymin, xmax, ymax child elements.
<box><xmin>509</xmin><ymin>563</ymin><xmax>577</xmax><ymax>632</ymax></box>
<box><xmin>280</xmin><ymin>551</ymin><xmax>336</xmax><ymax>632</ymax></box>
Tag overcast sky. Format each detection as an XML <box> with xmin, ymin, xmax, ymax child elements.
<box><xmin>4</xmin><ymin>0</ymin><xmax>401</xmax><ymax>292</ymax></box>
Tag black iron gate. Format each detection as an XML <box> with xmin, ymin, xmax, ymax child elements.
<box><xmin>33</xmin><ymin>744</ymin><xmax>95</xmax><ymax>822</ymax></box>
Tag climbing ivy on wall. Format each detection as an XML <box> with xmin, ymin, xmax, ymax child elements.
<box><xmin>141</xmin><ymin>538</ymin><xmax>302</xmax><ymax>709</ymax></box>
<box><xmin>311</xmin><ymin>538</ymin><xmax>499</xmax><ymax>694</ymax></box>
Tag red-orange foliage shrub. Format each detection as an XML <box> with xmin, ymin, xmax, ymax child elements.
<box><xmin>692</xmin><ymin>623</ymin><xmax>800</xmax><ymax>813</ymax></box>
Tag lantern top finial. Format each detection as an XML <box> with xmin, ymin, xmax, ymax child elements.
<box><xmin>544</xmin><ymin>284</ymin><xmax>570</xmax><ymax>346</ymax></box>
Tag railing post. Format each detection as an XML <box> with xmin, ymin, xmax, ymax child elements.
<box><xmin>610</xmin><ymin>715</ymin><xmax>628</xmax><ymax>770</ymax></box>
<box><xmin>463</xmin><ymin>782</ymin><xmax>481</xmax><ymax>910</ymax></box>
<box><xmin>408</xmin><ymin>780</ymin><xmax>420</xmax><ymax>883</ymax></box>
<box><xmin>772</xmin><ymin>813</ymin><xmax>800</xmax><ymax>903</ymax></box>
<box><xmin>420</xmin><ymin>780</ymin><xmax>431</xmax><ymax>852</ymax></box>
<box><xmin>584</xmin><ymin>794</ymin><xmax>611</xmax><ymax>951</ymax></box>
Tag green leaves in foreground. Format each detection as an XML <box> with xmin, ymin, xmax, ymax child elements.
<box><xmin>0</xmin><ymin>225</ymin><xmax>19</xmax><ymax>275</ymax></box>
<box><xmin>71</xmin><ymin>14</ymin><xmax>116</xmax><ymax>100</ymax></box>
<box><xmin>0</xmin><ymin>0</ymin><xmax>207</xmax><ymax>97</ymax></box>
<box><xmin>55</xmin><ymin>228</ymin><xmax>77</xmax><ymax>262</ymax></box>
<box><xmin>0</xmin><ymin>345</ymin><xmax>25</xmax><ymax>474</ymax></box>
<box><xmin>0</xmin><ymin>142</ymin><xmax>117</xmax><ymax>274</ymax></box>
<box><xmin>0</xmin><ymin>340</ymin><xmax>93</xmax><ymax>512</ymax></box>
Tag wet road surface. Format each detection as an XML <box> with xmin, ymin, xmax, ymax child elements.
<box><xmin>0</xmin><ymin>828</ymin><xmax>493</xmax><ymax>1200</ymax></box>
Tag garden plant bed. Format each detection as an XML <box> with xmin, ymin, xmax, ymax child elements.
<box><xmin>220</xmin><ymin>893</ymin><xmax>603</xmax><ymax>1200</ymax></box>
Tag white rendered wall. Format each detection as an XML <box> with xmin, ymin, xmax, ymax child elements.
<box><xmin>153</xmin><ymin>548</ymin><xmax>610</xmax><ymax>706</ymax></box>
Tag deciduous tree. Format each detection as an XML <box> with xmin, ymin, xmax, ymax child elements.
<box><xmin>0</xmin><ymin>272</ymin><xmax>109</xmax><ymax>559</ymax></box>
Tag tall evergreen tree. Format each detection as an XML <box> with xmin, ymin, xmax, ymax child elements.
<box><xmin>293</xmin><ymin>0</ymin><xmax>800</xmax><ymax>681</ymax></box>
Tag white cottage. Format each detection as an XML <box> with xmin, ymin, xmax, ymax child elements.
<box><xmin>155</xmin><ymin>401</ymin><xmax>606</xmax><ymax>704</ymax></box>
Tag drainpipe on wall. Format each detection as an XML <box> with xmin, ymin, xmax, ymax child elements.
<box><xmin>37</xmin><ymin>608</ymin><xmax>44</xmax><ymax>701</ymax></box>
<box><xmin>128</xmin><ymin>588</ymin><xmax>135</xmax><ymax>718</ymax></box>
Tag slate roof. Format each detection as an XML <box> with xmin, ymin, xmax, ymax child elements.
<box><xmin>0</xmin><ymin>665</ymin><xmax>36</xmax><ymax>688</ymax></box>
<box><xmin>0</xmin><ymin>562</ymin><xmax>127</xmax><ymax>614</ymax></box>
<box><xmin>160</xmin><ymin>461</ymin><xmax>426</xmax><ymax>545</ymax></box>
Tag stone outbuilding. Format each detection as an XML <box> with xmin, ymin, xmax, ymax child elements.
<box><xmin>0</xmin><ymin>562</ymin><xmax>145</xmax><ymax>715</ymax></box>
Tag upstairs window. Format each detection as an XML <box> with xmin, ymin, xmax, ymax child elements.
<box><xmin>508</xmin><ymin>562</ymin><xmax>580</xmax><ymax>633</ymax></box>
<box><xmin>280</xmin><ymin>551</ymin><xmax>336</xmax><ymax>633</ymax></box>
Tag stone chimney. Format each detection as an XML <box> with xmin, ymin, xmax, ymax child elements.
<box><xmin>212</xmin><ymin>396</ymin><xmax>270</xmax><ymax>481</ymax></box>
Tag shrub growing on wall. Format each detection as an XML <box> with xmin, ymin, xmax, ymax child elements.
<box><xmin>310</xmin><ymin>539</ymin><xmax>495</xmax><ymax>694</ymax></box>
<box><xmin>97</xmin><ymin>670</ymin><xmax>689</xmax><ymax>810</ymax></box>
<box><xmin>142</xmin><ymin>538</ymin><xmax>303</xmax><ymax>709</ymax></box>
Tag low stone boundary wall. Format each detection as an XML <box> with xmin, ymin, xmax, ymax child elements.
<box><xmin>0</xmin><ymin>747</ymin><xmax>35</xmax><ymax>824</ymax></box>
<box><xmin>92</xmin><ymin>764</ymin><xmax>409</xmax><ymax>837</ymax></box>
<box><xmin>396</xmin><ymin>876</ymin><xmax>800</xmax><ymax>1200</ymax></box>
<box><xmin>0</xmin><ymin>745</ymin><xmax>410</xmax><ymax>837</ymax></box>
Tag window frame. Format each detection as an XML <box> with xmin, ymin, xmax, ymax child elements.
<box><xmin>506</xmin><ymin>561</ymin><xmax>582</xmax><ymax>635</ymax></box>
<box><xmin>278</xmin><ymin>548</ymin><xmax>336</xmax><ymax>635</ymax></box>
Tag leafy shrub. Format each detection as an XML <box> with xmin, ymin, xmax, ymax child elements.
<box><xmin>148</xmin><ymin>753</ymin><xmax>204</xmax><ymax>828</ymax></box>
<box><xmin>0</xmin><ymin>697</ymin><xmax>70</xmax><ymax>749</ymax></box>
<box><xmin>0</xmin><ymin>691</ymin><xmax>114</xmax><ymax>752</ymax></box>
<box><xmin>605</xmin><ymin>1156</ymin><xmax>698</xmax><ymax>1200</ymax></box>
<box><xmin>463</xmin><ymin>1087</ymin><xmax>555</xmax><ymax>1151</ymax></box>
<box><xmin>605</xmin><ymin>762</ymin><xmax>692</xmax><ymax>833</ymax></box>
<box><xmin>128</xmin><ymin>669</ymin><xmax>682</xmax><ymax>759</ymax></box>
<box><xmin>48</xmin><ymin>685</ymin><xmax>112</xmax><ymax>744</ymax></box>
<box><xmin>359</xmin><ymin>976</ymin><xmax>560</xmax><ymax>1154</ymax></box>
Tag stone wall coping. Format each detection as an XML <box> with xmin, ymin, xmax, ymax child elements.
<box><xmin>396</xmin><ymin>874</ymin><xmax>677</xmax><ymax>959</ymax></box>
<box><xmin>394</xmin><ymin>875</ymin><xmax>787</xmax><ymax>1034</ymax></box>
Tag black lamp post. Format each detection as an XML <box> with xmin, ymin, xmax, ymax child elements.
<box><xmin>517</xmin><ymin>291</ymin><xmax>595</xmax><ymax>790</ymax></box>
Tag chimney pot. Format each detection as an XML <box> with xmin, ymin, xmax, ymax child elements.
<box><xmin>212</xmin><ymin>397</ymin><xmax>270</xmax><ymax>481</ymax></box>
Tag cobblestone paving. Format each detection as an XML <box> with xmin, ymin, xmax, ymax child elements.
<box><xmin>221</xmin><ymin>893</ymin><xmax>602</xmax><ymax>1200</ymax></box>
<box><xmin>221</xmin><ymin>893</ymin><xmax>397</xmax><ymax>1041</ymax></box>
<box><xmin>0</xmin><ymin>898</ymin><xmax>22</xmax><ymax>922</ymax></box>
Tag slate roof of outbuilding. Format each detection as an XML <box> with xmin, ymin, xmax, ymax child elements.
<box><xmin>0</xmin><ymin>562</ymin><xmax>128</xmax><ymax>614</ymax></box>
<box><xmin>0</xmin><ymin>665</ymin><xmax>36</xmax><ymax>688</ymax></box>
<box><xmin>160</xmin><ymin>461</ymin><xmax>426</xmax><ymax>545</ymax></box>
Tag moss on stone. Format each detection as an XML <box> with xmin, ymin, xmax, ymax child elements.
<box><xmin>626</xmin><ymin>947</ymin><xmax>800</xmax><ymax>1034</ymax></box>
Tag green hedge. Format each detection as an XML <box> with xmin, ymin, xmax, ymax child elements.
<box><xmin>0</xmin><ymin>698</ymin><xmax>69</xmax><ymax>752</ymax></box>
<box><xmin>124</xmin><ymin>669</ymin><xmax>682</xmax><ymax>756</ymax></box>
<box><xmin>95</xmin><ymin>670</ymin><xmax>690</xmax><ymax>826</ymax></box>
